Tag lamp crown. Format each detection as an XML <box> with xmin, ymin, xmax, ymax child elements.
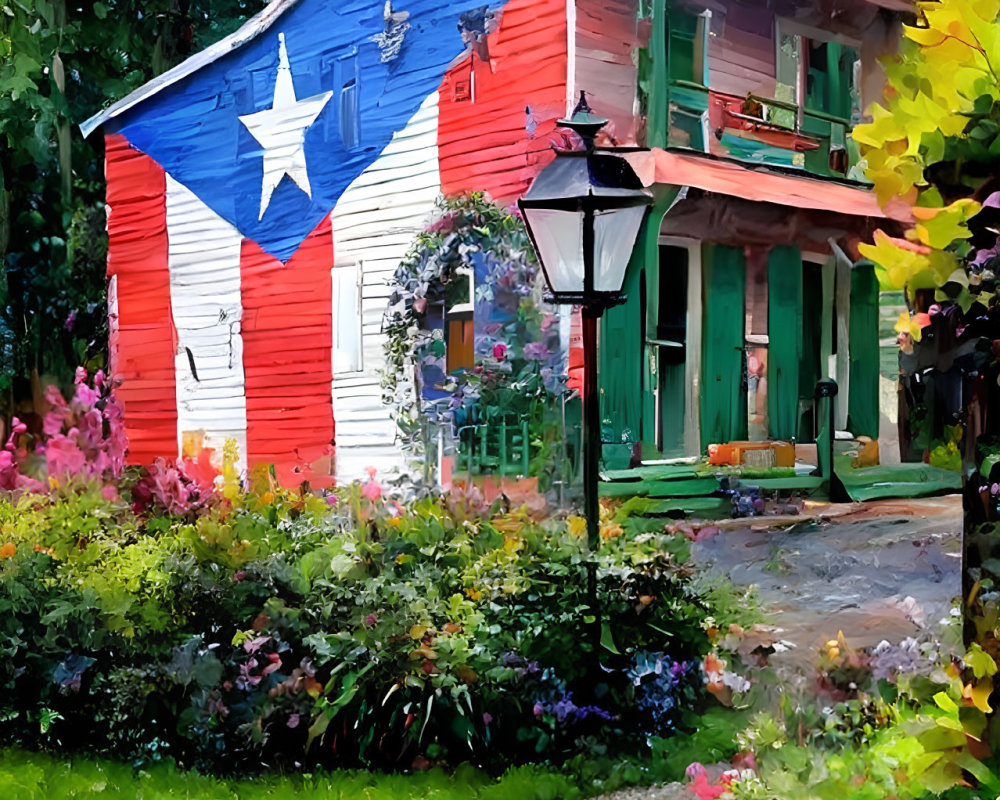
<box><xmin>558</xmin><ymin>90</ymin><xmax>609</xmax><ymax>150</ymax></box>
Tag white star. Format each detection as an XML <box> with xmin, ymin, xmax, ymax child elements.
<box><xmin>239</xmin><ymin>33</ymin><xmax>332</xmax><ymax>220</ymax></box>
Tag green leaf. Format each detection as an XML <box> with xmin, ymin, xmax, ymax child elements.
<box><xmin>933</xmin><ymin>690</ymin><xmax>959</xmax><ymax>714</ymax></box>
<box><xmin>980</xmin><ymin>453</ymin><xmax>1000</xmax><ymax>479</ymax></box>
<box><xmin>93</xmin><ymin>2</ymin><xmax>107</xmax><ymax>18</ymax></box>
<box><xmin>966</xmin><ymin>642</ymin><xmax>998</xmax><ymax>679</ymax></box>
<box><xmin>600</xmin><ymin>621</ymin><xmax>621</xmax><ymax>654</ymax></box>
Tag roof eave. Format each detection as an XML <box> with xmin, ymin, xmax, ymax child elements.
<box><xmin>80</xmin><ymin>0</ymin><xmax>302</xmax><ymax>138</ymax></box>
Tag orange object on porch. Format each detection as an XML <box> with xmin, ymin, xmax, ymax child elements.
<box><xmin>707</xmin><ymin>440</ymin><xmax>795</xmax><ymax>468</ymax></box>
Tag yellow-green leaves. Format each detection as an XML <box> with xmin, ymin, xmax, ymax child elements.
<box><xmin>858</xmin><ymin>229</ymin><xmax>959</xmax><ymax>291</ymax></box>
<box><xmin>857</xmin><ymin>0</ymin><xmax>1000</xmax><ymax>208</ymax></box>
<box><xmin>912</xmin><ymin>199</ymin><xmax>981</xmax><ymax>249</ymax></box>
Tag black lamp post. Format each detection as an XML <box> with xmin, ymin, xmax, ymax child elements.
<box><xmin>518</xmin><ymin>92</ymin><xmax>652</xmax><ymax>650</ymax></box>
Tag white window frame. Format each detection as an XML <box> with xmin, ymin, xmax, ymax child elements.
<box><xmin>332</xmin><ymin>261</ymin><xmax>364</xmax><ymax>374</ymax></box>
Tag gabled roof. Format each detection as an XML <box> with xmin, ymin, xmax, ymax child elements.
<box><xmin>80</xmin><ymin>0</ymin><xmax>300</xmax><ymax>138</ymax></box>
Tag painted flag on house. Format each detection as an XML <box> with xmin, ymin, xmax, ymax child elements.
<box><xmin>94</xmin><ymin>0</ymin><xmax>571</xmax><ymax>484</ymax></box>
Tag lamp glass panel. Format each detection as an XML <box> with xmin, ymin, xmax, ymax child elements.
<box><xmin>593</xmin><ymin>206</ymin><xmax>647</xmax><ymax>292</ymax></box>
<box><xmin>522</xmin><ymin>208</ymin><xmax>585</xmax><ymax>294</ymax></box>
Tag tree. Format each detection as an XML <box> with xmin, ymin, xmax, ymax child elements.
<box><xmin>0</xmin><ymin>0</ymin><xmax>266</xmax><ymax>412</ymax></box>
<box><xmin>853</xmin><ymin>0</ymin><xmax>1000</xmax><ymax>650</ymax></box>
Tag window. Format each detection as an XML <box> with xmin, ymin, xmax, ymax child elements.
<box><xmin>336</xmin><ymin>52</ymin><xmax>360</xmax><ymax>150</ymax></box>
<box><xmin>667</xmin><ymin>6</ymin><xmax>710</xmax><ymax>84</ymax></box>
<box><xmin>445</xmin><ymin>267</ymin><xmax>474</xmax><ymax>373</ymax></box>
<box><xmin>775</xmin><ymin>21</ymin><xmax>860</xmax><ymax>123</ymax></box>
<box><xmin>332</xmin><ymin>264</ymin><xmax>363</xmax><ymax>373</ymax></box>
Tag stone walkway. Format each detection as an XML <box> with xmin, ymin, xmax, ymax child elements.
<box><xmin>591</xmin><ymin>496</ymin><xmax>963</xmax><ymax>800</ymax></box>
<box><xmin>691</xmin><ymin>495</ymin><xmax>963</xmax><ymax>676</ymax></box>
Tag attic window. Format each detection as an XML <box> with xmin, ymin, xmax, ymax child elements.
<box><xmin>337</xmin><ymin>53</ymin><xmax>361</xmax><ymax>149</ymax></box>
<box><xmin>452</xmin><ymin>62</ymin><xmax>474</xmax><ymax>102</ymax></box>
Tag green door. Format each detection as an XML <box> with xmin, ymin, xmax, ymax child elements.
<box><xmin>701</xmin><ymin>244</ymin><xmax>747</xmax><ymax>450</ymax></box>
<box><xmin>767</xmin><ymin>246</ymin><xmax>802</xmax><ymax>440</ymax></box>
<box><xmin>848</xmin><ymin>260</ymin><xmax>879</xmax><ymax>437</ymax></box>
<box><xmin>652</xmin><ymin>244</ymin><xmax>689</xmax><ymax>457</ymax></box>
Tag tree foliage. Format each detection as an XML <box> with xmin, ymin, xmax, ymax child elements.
<box><xmin>0</xmin><ymin>0</ymin><xmax>266</xmax><ymax>406</ymax></box>
<box><xmin>853</xmin><ymin>0</ymin><xmax>1000</xmax><ymax>293</ymax></box>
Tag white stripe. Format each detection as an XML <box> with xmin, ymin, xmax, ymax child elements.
<box><xmin>330</xmin><ymin>91</ymin><xmax>441</xmax><ymax>482</ymax></box>
<box><xmin>165</xmin><ymin>174</ymin><xmax>248</xmax><ymax>472</ymax></box>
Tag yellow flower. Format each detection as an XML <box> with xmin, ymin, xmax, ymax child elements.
<box><xmin>566</xmin><ymin>516</ymin><xmax>587</xmax><ymax>538</ymax></box>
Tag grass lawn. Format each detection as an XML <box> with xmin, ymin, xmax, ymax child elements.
<box><xmin>0</xmin><ymin>748</ymin><xmax>587</xmax><ymax>799</ymax></box>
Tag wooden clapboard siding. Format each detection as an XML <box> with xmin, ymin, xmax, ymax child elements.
<box><xmin>437</xmin><ymin>0</ymin><xmax>566</xmax><ymax>203</ymax></box>
<box><xmin>707</xmin><ymin>11</ymin><xmax>776</xmax><ymax>99</ymax></box>
<box><xmin>575</xmin><ymin>0</ymin><xmax>640</xmax><ymax>145</ymax></box>
<box><xmin>165</xmin><ymin>174</ymin><xmax>248</xmax><ymax>471</ymax></box>
<box><xmin>330</xmin><ymin>92</ymin><xmax>442</xmax><ymax>482</ymax></box>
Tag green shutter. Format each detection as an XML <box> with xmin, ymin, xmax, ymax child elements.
<box><xmin>600</xmin><ymin>188</ymin><xmax>679</xmax><ymax>455</ymax></box>
<box><xmin>767</xmin><ymin>246</ymin><xmax>802</xmax><ymax>440</ymax></box>
<box><xmin>848</xmin><ymin>261</ymin><xmax>879</xmax><ymax>437</ymax></box>
<box><xmin>701</xmin><ymin>244</ymin><xmax>746</xmax><ymax>450</ymax></box>
<box><xmin>667</xmin><ymin>8</ymin><xmax>699</xmax><ymax>83</ymax></box>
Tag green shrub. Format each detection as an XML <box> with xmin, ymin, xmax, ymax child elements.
<box><xmin>0</xmin><ymin>482</ymin><xmax>721</xmax><ymax>774</ymax></box>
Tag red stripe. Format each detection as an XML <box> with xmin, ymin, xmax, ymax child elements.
<box><xmin>241</xmin><ymin>216</ymin><xmax>334</xmax><ymax>488</ymax></box>
<box><xmin>105</xmin><ymin>134</ymin><xmax>178</xmax><ymax>465</ymax></box>
<box><xmin>437</xmin><ymin>0</ymin><xmax>566</xmax><ymax>204</ymax></box>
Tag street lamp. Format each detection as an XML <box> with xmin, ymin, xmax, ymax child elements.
<box><xmin>518</xmin><ymin>92</ymin><xmax>652</xmax><ymax>649</ymax></box>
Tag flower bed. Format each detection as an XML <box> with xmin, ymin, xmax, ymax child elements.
<box><xmin>0</xmin><ymin>470</ymin><xmax>740</xmax><ymax>774</ymax></box>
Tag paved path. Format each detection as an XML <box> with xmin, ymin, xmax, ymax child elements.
<box><xmin>691</xmin><ymin>495</ymin><xmax>963</xmax><ymax>675</ymax></box>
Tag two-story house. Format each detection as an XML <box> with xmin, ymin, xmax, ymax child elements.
<box><xmin>597</xmin><ymin>0</ymin><xmax>912</xmax><ymax>467</ymax></box>
<box><xmin>82</xmin><ymin>0</ymin><xmax>910</xmax><ymax>484</ymax></box>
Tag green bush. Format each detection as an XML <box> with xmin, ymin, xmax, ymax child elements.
<box><xmin>0</xmin><ymin>481</ymin><xmax>720</xmax><ymax>774</ymax></box>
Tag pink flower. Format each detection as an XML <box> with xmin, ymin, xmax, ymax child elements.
<box><xmin>533</xmin><ymin>702</ymin><xmax>544</xmax><ymax>717</ymax></box>
<box><xmin>45</xmin><ymin>435</ymin><xmax>88</xmax><ymax>478</ymax></box>
<box><xmin>362</xmin><ymin>479</ymin><xmax>382</xmax><ymax>502</ymax></box>
<box><xmin>492</xmin><ymin>342</ymin><xmax>507</xmax><ymax>359</ymax></box>
<box><xmin>691</xmin><ymin>774</ymin><xmax>725</xmax><ymax>800</ymax></box>
<box><xmin>74</xmin><ymin>366</ymin><xmax>87</xmax><ymax>385</ymax></box>
<box><xmin>413</xmin><ymin>297</ymin><xmax>428</xmax><ymax>314</ymax></box>
<box><xmin>287</xmin><ymin>713</ymin><xmax>300</xmax><ymax>728</ymax></box>
<box><xmin>482</xmin><ymin>712</ymin><xmax>493</xmax><ymax>726</ymax></box>
<box><xmin>101</xmin><ymin>485</ymin><xmax>120</xmax><ymax>502</ymax></box>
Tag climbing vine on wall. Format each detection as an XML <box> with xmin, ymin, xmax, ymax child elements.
<box><xmin>382</xmin><ymin>193</ymin><xmax>570</xmax><ymax>476</ymax></box>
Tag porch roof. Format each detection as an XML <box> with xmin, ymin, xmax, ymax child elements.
<box><xmin>621</xmin><ymin>148</ymin><xmax>913</xmax><ymax>224</ymax></box>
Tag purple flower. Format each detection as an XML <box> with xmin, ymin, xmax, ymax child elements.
<box><xmin>533</xmin><ymin>702</ymin><xmax>545</xmax><ymax>717</ymax></box>
<box><xmin>523</xmin><ymin>341</ymin><xmax>551</xmax><ymax>361</ymax></box>
<box><xmin>64</xmin><ymin>309</ymin><xmax>77</xmax><ymax>331</ymax></box>
<box><xmin>482</xmin><ymin>712</ymin><xmax>493</xmax><ymax>726</ymax></box>
<box><xmin>364</xmin><ymin>613</ymin><xmax>378</xmax><ymax>627</ymax></box>
<box><xmin>686</xmin><ymin>762</ymin><xmax>707</xmax><ymax>779</ymax></box>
